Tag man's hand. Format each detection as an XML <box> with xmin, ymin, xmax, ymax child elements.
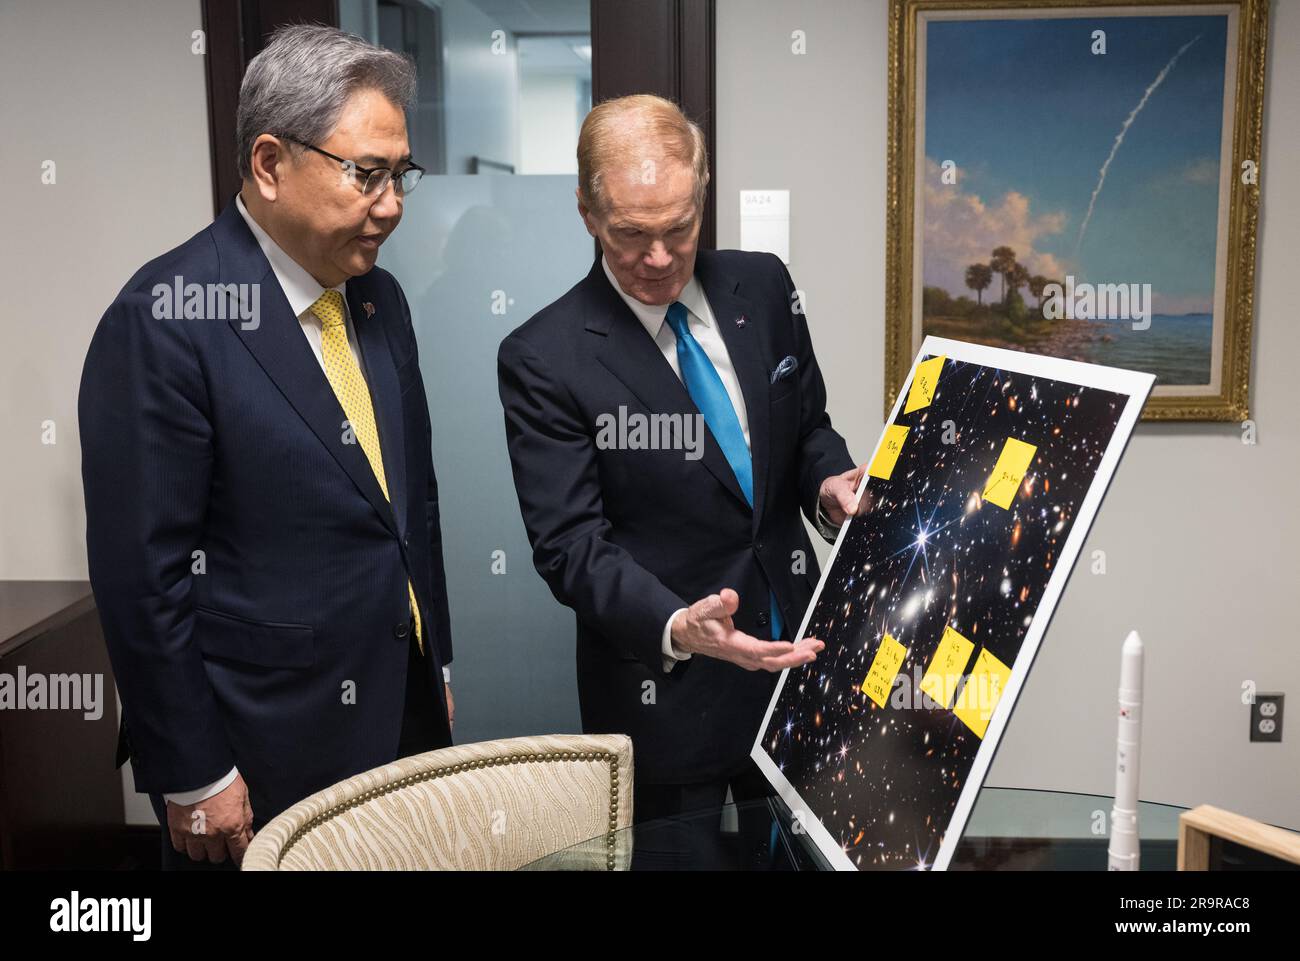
<box><xmin>166</xmin><ymin>772</ymin><xmax>254</xmax><ymax>865</ymax></box>
<box><xmin>445</xmin><ymin>683</ymin><xmax>455</xmax><ymax>732</ymax></box>
<box><xmin>671</xmin><ymin>589</ymin><xmax>824</xmax><ymax>672</ymax></box>
<box><xmin>818</xmin><ymin>462</ymin><xmax>872</xmax><ymax>528</ymax></box>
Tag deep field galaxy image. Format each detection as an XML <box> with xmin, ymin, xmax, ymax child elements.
<box><xmin>761</xmin><ymin>354</ymin><xmax>1128</xmax><ymax>869</ymax></box>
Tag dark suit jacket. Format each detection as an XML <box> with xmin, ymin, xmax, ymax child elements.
<box><xmin>79</xmin><ymin>199</ymin><xmax>452</xmax><ymax>825</ymax></box>
<box><xmin>497</xmin><ymin>250</ymin><xmax>854</xmax><ymax>784</ymax></box>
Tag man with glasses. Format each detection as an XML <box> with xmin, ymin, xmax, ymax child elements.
<box><xmin>79</xmin><ymin>25</ymin><xmax>451</xmax><ymax>870</ymax></box>
<box><xmin>498</xmin><ymin>95</ymin><xmax>867</xmax><ymax>866</ymax></box>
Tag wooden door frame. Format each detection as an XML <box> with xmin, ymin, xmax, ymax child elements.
<box><xmin>591</xmin><ymin>0</ymin><xmax>717</xmax><ymax>249</ymax></box>
<box><xmin>201</xmin><ymin>0</ymin><xmax>718</xmax><ymax>247</ymax></box>
<box><xmin>201</xmin><ymin>0</ymin><xmax>341</xmax><ymax>217</ymax></box>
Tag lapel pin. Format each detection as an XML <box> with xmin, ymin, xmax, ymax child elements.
<box><xmin>362</xmin><ymin>301</ymin><xmax>376</xmax><ymax>318</ymax></box>
<box><xmin>735</xmin><ymin>315</ymin><xmax>747</xmax><ymax>328</ymax></box>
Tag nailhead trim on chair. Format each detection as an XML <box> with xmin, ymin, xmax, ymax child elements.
<box><xmin>278</xmin><ymin>750</ymin><xmax>623</xmax><ymax>871</ymax></box>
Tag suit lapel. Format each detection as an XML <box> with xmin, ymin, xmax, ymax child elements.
<box><xmin>211</xmin><ymin>201</ymin><xmax>399</xmax><ymax>537</ymax></box>
<box><xmin>584</xmin><ymin>259</ymin><xmax>749</xmax><ymax>509</ymax></box>
<box><xmin>697</xmin><ymin>253</ymin><xmax>771</xmax><ymax>529</ymax></box>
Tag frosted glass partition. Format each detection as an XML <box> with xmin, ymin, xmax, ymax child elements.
<box><xmin>340</xmin><ymin>0</ymin><xmax>594</xmax><ymax>743</ymax></box>
<box><xmin>378</xmin><ymin>176</ymin><xmax>595</xmax><ymax>744</ymax></box>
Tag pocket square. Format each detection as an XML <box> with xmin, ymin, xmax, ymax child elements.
<box><xmin>770</xmin><ymin>355</ymin><xmax>799</xmax><ymax>384</ymax></box>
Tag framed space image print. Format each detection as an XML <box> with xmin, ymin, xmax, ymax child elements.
<box><xmin>752</xmin><ymin>337</ymin><xmax>1154</xmax><ymax>870</ymax></box>
<box><xmin>884</xmin><ymin>0</ymin><xmax>1268</xmax><ymax>421</ymax></box>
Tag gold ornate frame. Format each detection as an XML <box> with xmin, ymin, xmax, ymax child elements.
<box><xmin>884</xmin><ymin>0</ymin><xmax>1268</xmax><ymax>421</ymax></box>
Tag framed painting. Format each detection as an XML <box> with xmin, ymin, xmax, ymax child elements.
<box><xmin>884</xmin><ymin>0</ymin><xmax>1268</xmax><ymax>420</ymax></box>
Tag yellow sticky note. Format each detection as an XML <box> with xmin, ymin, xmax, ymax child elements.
<box><xmin>861</xmin><ymin>633</ymin><xmax>908</xmax><ymax>708</ymax></box>
<box><xmin>919</xmin><ymin>626</ymin><xmax>975</xmax><ymax>709</ymax></box>
<box><xmin>981</xmin><ymin>437</ymin><xmax>1037</xmax><ymax>509</ymax></box>
<box><xmin>904</xmin><ymin>355</ymin><xmax>946</xmax><ymax>413</ymax></box>
<box><xmin>953</xmin><ymin>647</ymin><xmax>1013</xmax><ymax>738</ymax></box>
<box><xmin>868</xmin><ymin>424</ymin><xmax>909</xmax><ymax>480</ymax></box>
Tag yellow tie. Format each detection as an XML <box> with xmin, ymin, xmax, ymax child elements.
<box><xmin>311</xmin><ymin>290</ymin><xmax>424</xmax><ymax>654</ymax></box>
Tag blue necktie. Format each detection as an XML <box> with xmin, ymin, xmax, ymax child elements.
<box><xmin>666</xmin><ymin>301</ymin><xmax>784</xmax><ymax>641</ymax></box>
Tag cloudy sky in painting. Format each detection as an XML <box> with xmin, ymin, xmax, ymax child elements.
<box><xmin>921</xmin><ymin>14</ymin><xmax>1229</xmax><ymax>316</ymax></box>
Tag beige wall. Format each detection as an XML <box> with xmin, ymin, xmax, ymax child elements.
<box><xmin>718</xmin><ymin>0</ymin><xmax>1299</xmax><ymax>830</ymax></box>
<box><xmin>1</xmin><ymin>0</ymin><xmax>212</xmax><ymax>826</ymax></box>
<box><xmin>0</xmin><ymin>0</ymin><xmax>212</xmax><ymax>579</ymax></box>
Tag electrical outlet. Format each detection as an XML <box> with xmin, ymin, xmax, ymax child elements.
<box><xmin>1249</xmin><ymin>693</ymin><xmax>1284</xmax><ymax>743</ymax></box>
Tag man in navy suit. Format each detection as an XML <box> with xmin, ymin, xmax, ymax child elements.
<box><xmin>498</xmin><ymin>95</ymin><xmax>867</xmax><ymax>852</ymax></box>
<box><xmin>79</xmin><ymin>25</ymin><xmax>453</xmax><ymax>869</ymax></box>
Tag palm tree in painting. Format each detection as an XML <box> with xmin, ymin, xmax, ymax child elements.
<box><xmin>965</xmin><ymin>263</ymin><xmax>993</xmax><ymax>305</ymax></box>
<box><xmin>1008</xmin><ymin>262</ymin><xmax>1030</xmax><ymax>302</ymax></box>
<box><xmin>1028</xmin><ymin>274</ymin><xmax>1048</xmax><ymax>310</ymax></box>
<box><xmin>990</xmin><ymin>246</ymin><xmax>1017</xmax><ymax>305</ymax></box>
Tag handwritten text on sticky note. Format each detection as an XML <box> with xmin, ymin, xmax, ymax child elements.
<box><xmin>904</xmin><ymin>355</ymin><xmax>946</xmax><ymax>414</ymax></box>
<box><xmin>981</xmin><ymin>437</ymin><xmax>1037</xmax><ymax>509</ymax></box>
<box><xmin>920</xmin><ymin>626</ymin><xmax>975</xmax><ymax>709</ymax></box>
<box><xmin>861</xmin><ymin>633</ymin><xmax>908</xmax><ymax>708</ymax></box>
<box><xmin>868</xmin><ymin>424</ymin><xmax>910</xmax><ymax>481</ymax></box>
<box><xmin>953</xmin><ymin>647</ymin><xmax>1013</xmax><ymax>738</ymax></box>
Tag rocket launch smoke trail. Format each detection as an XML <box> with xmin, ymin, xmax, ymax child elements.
<box><xmin>1074</xmin><ymin>35</ymin><xmax>1202</xmax><ymax>254</ymax></box>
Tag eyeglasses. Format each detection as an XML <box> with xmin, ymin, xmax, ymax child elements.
<box><xmin>284</xmin><ymin>137</ymin><xmax>425</xmax><ymax>196</ymax></box>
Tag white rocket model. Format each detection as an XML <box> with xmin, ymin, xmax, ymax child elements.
<box><xmin>1107</xmin><ymin>630</ymin><xmax>1144</xmax><ymax>871</ymax></box>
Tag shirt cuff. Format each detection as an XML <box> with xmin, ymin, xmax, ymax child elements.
<box><xmin>164</xmin><ymin>766</ymin><xmax>239</xmax><ymax>806</ymax></box>
<box><xmin>442</xmin><ymin>665</ymin><xmax>451</xmax><ymax>683</ymax></box>
<box><xmin>660</xmin><ymin>607</ymin><xmax>691</xmax><ymax>673</ymax></box>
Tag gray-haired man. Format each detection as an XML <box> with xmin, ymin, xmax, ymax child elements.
<box><xmin>79</xmin><ymin>25</ymin><xmax>455</xmax><ymax>869</ymax></box>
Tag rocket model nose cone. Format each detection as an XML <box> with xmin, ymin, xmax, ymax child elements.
<box><xmin>1123</xmin><ymin>630</ymin><xmax>1144</xmax><ymax>655</ymax></box>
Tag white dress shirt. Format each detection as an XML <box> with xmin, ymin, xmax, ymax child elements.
<box><xmin>162</xmin><ymin>198</ymin><xmax>449</xmax><ymax>808</ymax></box>
<box><xmin>599</xmin><ymin>257</ymin><xmax>841</xmax><ymax>674</ymax></box>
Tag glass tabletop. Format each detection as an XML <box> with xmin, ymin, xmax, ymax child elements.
<box><xmin>519</xmin><ymin>787</ymin><xmax>1188</xmax><ymax>871</ymax></box>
